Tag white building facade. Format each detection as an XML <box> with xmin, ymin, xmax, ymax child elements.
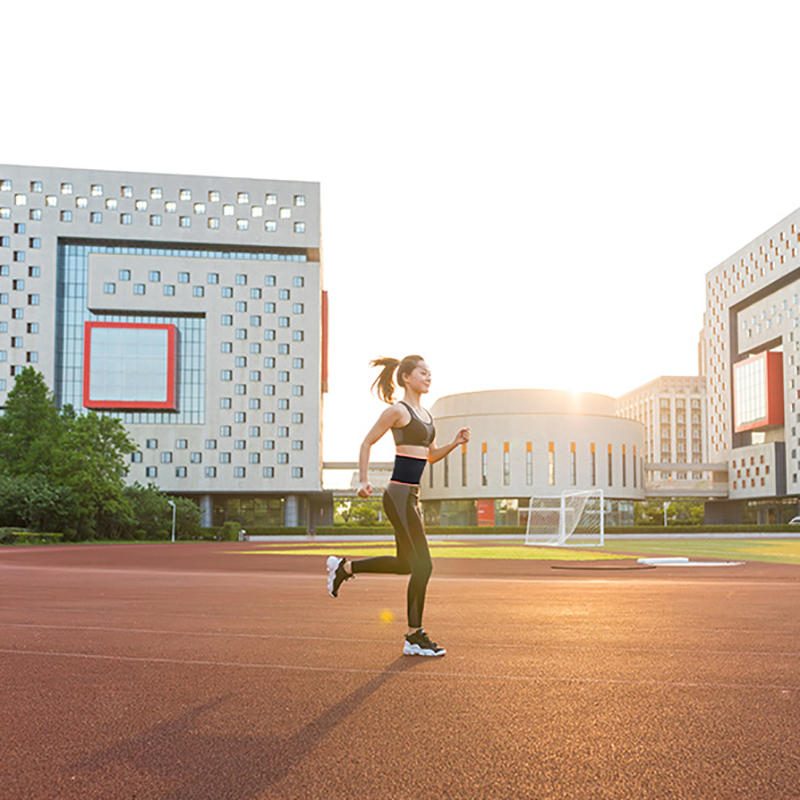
<box><xmin>704</xmin><ymin>206</ymin><xmax>800</xmax><ymax>522</ymax></box>
<box><xmin>422</xmin><ymin>390</ymin><xmax>645</xmax><ymax>526</ymax></box>
<box><xmin>0</xmin><ymin>165</ymin><xmax>327</xmax><ymax>527</ymax></box>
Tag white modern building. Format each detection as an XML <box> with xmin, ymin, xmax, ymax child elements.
<box><xmin>421</xmin><ymin>389</ymin><xmax>645</xmax><ymax>526</ymax></box>
<box><xmin>0</xmin><ymin>165</ymin><xmax>328</xmax><ymax>528</ymax></box>
<box><xmin>615</xmin><ymin>376</ymin><xmax>727</xmax><ymax>498</ymax></box>
<box><xmin>703</xmin><ymin>206</ymin><xmax>800</xmax><ymax>522</ymax></box>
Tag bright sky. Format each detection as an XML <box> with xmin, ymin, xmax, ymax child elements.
<box><xmin>6</xmin><ymin>1</ymin><xmax>800</xmax><ymax>464</ymax></box>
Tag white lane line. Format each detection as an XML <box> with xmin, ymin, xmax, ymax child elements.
<box><xmin>1</xmin><ymin>562</ymin><xmax>798</xmax><ymax>588</ymax></box>
<box><xmin>2</xmin><ymin>621</ymin><xmax>800</xmax><ymax>659</ymax></box>
<box><xmin>0</xmin><ymin>647</ymin><xmax>796</xmax><ymax>693</ymax></box>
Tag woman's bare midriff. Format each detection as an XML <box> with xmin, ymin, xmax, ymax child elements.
<box><xmin>395</xmin><ymin>445</ymin><xmax>429</xmax><ymax>460</ymax></box>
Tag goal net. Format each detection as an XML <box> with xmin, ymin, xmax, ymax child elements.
<box><xmin>523</xmin><ymin>490</ymin><xmax>605</xmax><ymax>547</ymax></box>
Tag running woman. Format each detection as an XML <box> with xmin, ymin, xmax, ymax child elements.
<box><xmin>326</xmin><ymin>355</ymin><xmax>470</xmax><ymax>657</ymax></box>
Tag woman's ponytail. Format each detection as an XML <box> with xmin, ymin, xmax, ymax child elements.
<box><xmin>370</xmin><ymin>355</ymin><xmax>424</xmax><ymax>404</ymax></box>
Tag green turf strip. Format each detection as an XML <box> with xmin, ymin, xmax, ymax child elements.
<box><xmin>230</xmin><ymin>544</ymin><xmax>629</xmax><ymax>561</ymax></box>
<box><xmin>602</xmin><ymin>538</ymin><xmax>800</xmax><ymax>565</ymax></box>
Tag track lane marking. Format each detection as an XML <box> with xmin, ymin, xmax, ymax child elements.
<box><xmin>0</xmin><ymin>646</ymin><xmax>796</xmax><ymax>693</ymax></box>
<box><xmin>2</xmin><ymin>621</ymin><xmax>800</xmax><ymax>658</ymax></box>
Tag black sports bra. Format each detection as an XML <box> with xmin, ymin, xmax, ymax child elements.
<box><xmin>392</xmin><ymin>401</ymin><xmax>436</xmax><ymax>447</ymax></box>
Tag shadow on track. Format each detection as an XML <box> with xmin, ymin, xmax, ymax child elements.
<box><xmin>72</xmin><ymin>656</ymin><xmax>423</xmax><ymax>799</ymax></box>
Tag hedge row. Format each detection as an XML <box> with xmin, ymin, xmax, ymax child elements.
<box><xmin>0</xmin><ymin>529</ymin><xmax>64</xmax><ymax>545</ymax></box>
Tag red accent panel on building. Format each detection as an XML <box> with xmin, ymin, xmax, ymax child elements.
<box><xmin>83</xmin><ymin>321</ymin><xmax>177</xmax><ymax>411</ymax></box>
<box><xmin>734</xmin><ymin>351</ymin><xmax>784</xmax><ymax>432</ymax></box>
<box><xmin>321</xmin><ymin>290</ymin><xmax>329</xmax><ymax>394</ymax></box>
<box><xmin>476</xmin><ymin>499</ymin><xmax>495</xmax><ymax>527</ymax></box>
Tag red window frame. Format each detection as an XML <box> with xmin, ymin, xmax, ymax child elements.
<box><xmin>83</xmin><ymin>321</ymin><xmax>177</xmax><ymax>410</ymax></box>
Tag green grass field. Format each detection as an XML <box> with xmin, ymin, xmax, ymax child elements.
<box><xmin>602</xmin><ymin>538</ymin><xmax>800</xmax><ymax>565</ymax></box>
<box><xmin>230</xmin><ymin>538</ymin><xmax>800</xmax><ymax>565</ymax></box>
<box><xmin>231</xmin><ymin>543</ymin><xmax>629</xmax><ymax>561</ymax></box>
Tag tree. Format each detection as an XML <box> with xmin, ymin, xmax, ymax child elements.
<box><xmin>0</xmin><ymin>367</ymin><xmax>63</xmax><ymax>478</ymax></box>
<box><xmin>51</xmin><ymin>411</ymin><xmax>137</xmax><ymax>537</ymax></box>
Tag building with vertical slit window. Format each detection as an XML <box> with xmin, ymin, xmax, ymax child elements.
<box><xmin>423</xmin><ymin>390</ymin><xmax>644</xmax><ymax>526</ymax></box>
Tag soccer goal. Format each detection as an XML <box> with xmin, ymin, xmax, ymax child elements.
<box><xmin>523</xmin><ymin>489</ymin><xmax>605</xmax><ymax>547</ymax></box>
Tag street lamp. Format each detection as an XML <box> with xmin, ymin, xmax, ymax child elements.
<box><xmin>167</xmin><ymin>499</ymin><xmax>176</xmax><ymax>543</ymax></box>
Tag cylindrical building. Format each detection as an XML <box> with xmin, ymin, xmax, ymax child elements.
<box><xmin>421</xmin><ymin>389</ymin><xmax>645</xmax><ymax>526</ymax></box>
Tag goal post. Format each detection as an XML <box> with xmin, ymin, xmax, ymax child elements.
<box><xmin>523</xmin><ymin>489</ymin><xmax>605</xmax><ymax>547</ymax></box>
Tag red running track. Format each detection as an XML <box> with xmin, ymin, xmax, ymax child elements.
<box><xmin>1</xmin><ymin>542</ymin><xmax>799</xmax><ymax>799</ymax></box>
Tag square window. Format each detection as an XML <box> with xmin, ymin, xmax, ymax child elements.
<box><xmin>205</xmin><ymin>467</ymin><xmax>217</xmax><ymax>478</ymax></box>
<box><xmin>294</xmin><ymin>221</ymin><xmax>306</xmax><ymax>234</ymax></box>
<box><xmin>208</xmin><ymin>190</ymin><xmax>220</xmax><ymax>203</ymax></box>
<box><xmin>120</xmin><ymin>213</ymin><xmax>132</xmax><ymax>225</ymax></box>
<box><xmin>208</xmin><ymin>273</ymin><xmax>219</xmax><ymax>284</ymax></box>
<box><xmin>179</xmin><ymin>216</ymin><xmax>191</xmax><ymax>228</ymax></box>
<box><xmin>83</xmin><ymin>323</ymin><xmax>177</xmax><ymax>411</ymax></box>
<box><xmin>279</xmin><ymin>207</ymin><xmax>291</xmax><ymax>219</ymax></box>
<box><xmin>165</xmin><ymin>201</ymin><xmax>177</xmax><ymax>213</ymax></box>
<box><xmin>251</xmin><ymin>206</ymin><xmax>263</xmax><ymax>218</ymax></box>
<box><xmin>208</xmin><ymin>217</ymin><xmax>220</xmax><ymax>229</ymax></box>
<box><xmin>90</xmin><ymin>211</ymin><xmax>103</xmax><ymax>224</ymax></box>
<box><xmin>294</xmin><ymin>194</ymin><xmax>306</xmax><ymax>207</ymax></box>
<box><xmin>90</xmin><ymin>184</ymin><xmax>103</xmax><ymax>197</ymax></box>
<box><xmin>30</xmin><ymin>181</ymin><xmax>43</xmax><ymax>193</ymax></box>
<box><xmin>193</xmin><ymin>286</ymin><xmax>205</xmax><ymax>298</ymax></box>
<box><xmin>265</xmin><ymin>193</ymin><xmax>277</xmax><ymax>205</ymax></box>
<box><xmin>148</xmin><ymin>270</ymin><xmax>161</xmax><ymax>282</ymax></box>
<box><xmin>103</xmin><ymin>282</ymin><xmax>116</xmax><ymax>295</ymax></box>
<box><xmin>121</xmin><ymin>185</ymin><xmax>133</xmax><ymax>198</ymax></box>
<box><xmin>264</xmin><ymin>220</ymin><xmax>277</xmax><ymax>232</ymax></box>
<box><xmin>150</xmin><ymin>214</ymin><xmax>162</xmax><ymax>226</ymax></box>
<box><xmin>150</xmin><ymin>187</ymin><xmax>163</xmax><ymax>199</ymax></box>
<box><xmin>179</xmin><ymin>189</ymin><xmax>191</xmax><ymax>201</ymax></box>
<box><xmin>178</xmin><ymin>271</ymin><xmax>190</xmax><ymax>283</ymax></box>
<box><xmin>60</xmin><ymin>182</ymin><xmax>73</xmax><ymax>195</ymax></box>
<box><xmin>75</xmin><ymin>196</ymin><xmax>88</xmax><ymax>209</ymax></box>
<box><xmin>193</xmin><ymin>202</ymin><xmax>206</xmax><ymax>214</ymax></box>
<box><xmin>105</xmin><ymin>198</ymin><xmax>118</xmax><ymax>210</ymax></box>
<box><xmin>118</xmin><ymin>269</ymin><xmax>131</xmax><ymax>281</ymax></box>
<box><xmin>236</xmin><ymin>219</ymin><xmax>249</xmax><ymax>231</ymax></box>
<box><xmin>135</xmin><ymin>199</ymin><xmax>147</xmax><ymax>211</ymax></box>
<box><xmin>45</xmin><ymin>195</ymin><xmax>57</xmax><ymax>207</ymax></box>
<box><xmin>60</xmin><ymin>210</ymin><xmax>73</xmax><ymax>222</ymax></box>
<box><xmin>163</xmin><ymin>284</ymin><xmax>176</xmax><ymax>296</ymax></box>
<box><xmin>133</xmin><ymin>283</ymin><xmax>146</xmax><ymax>295</ymax></box>
<box><xmin>222</xmin><ymin>204</ymin><xmax>234</xmax><ymax>216</ymax></box>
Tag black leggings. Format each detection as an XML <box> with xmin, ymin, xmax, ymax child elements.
<box><xmin>350</xmin><ymin>482</ymin><xmax>432</xmax><ymax>629</ymax></box>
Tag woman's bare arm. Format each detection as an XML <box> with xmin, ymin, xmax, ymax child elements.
<box><xmin>427</xmin><ymin>427</ymin><xmax>471</xmax><ymax>464</ymax></box>
<box><xmin>358</xmin><ymin>405</ymin><xmax>404</xmax><ymax>483</ymax></box>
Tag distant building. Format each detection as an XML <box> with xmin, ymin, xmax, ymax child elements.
<box><xmin>703</xmin><ymin>206</ymin><xmax>800</xmax><ymax>522</ymax></box>
<box><xmin>422</xmin><ymin>389</ymin><xmax>645</xmax><ymax>527</ymax></box>
<box><xmin>0</xmin><ymin>164</ymin><xmax>328</xmax><ymax>528</ymax></box>
<box><xmin>615</xmin><ymin>376</ymin><xmax>722</xmax><ymax>497</ymax></box>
